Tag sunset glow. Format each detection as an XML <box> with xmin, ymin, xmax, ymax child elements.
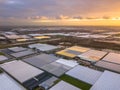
<box><xmin>1</xmin><ymin>0</ymin><xmax>120</xmax><ymax>26</ymax></box>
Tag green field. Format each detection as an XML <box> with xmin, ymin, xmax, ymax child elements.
<box><xmin>0</xmin><ymin>69</ymin><xmax>2</xmax><ymax>73</ymax></box>
<box><xmin>60</xmin><ymin>75</ymin><xmax>92</xmax><ymax>90</ymax></box>
<box><xmin>0</xmin><ymin>52</ymin><xmax>5</xmax><ymax>55</ymax></box>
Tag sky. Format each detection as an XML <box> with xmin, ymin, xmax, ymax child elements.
<box><xmin>0</xmin><ymin>0</ymin><xmax>120</xmax><ymax>26</ymax></box>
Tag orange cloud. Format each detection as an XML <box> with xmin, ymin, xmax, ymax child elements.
<box><xmin>32</xmin><ymin>16</ymin><xmax>120</xmax><ymax>26</ymax></box>
<box><xmin>1</xmin><ymin>15</ymin><xmax>120</xmax><ymax>26</ymax></box>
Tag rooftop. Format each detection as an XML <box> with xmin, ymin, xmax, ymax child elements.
<box><xmin>0</xmin><ymin>55</ymin><xmax>8</xmax><ymax>62</ymax></box>
<box><xmin>56</xmin><ymin>46</ymin><xmax>90</xmax><ymax>58</ymax></box>
<box><xmin>95</xmin><ymin>61</ymin><xmax>120</xmax><ymax>73</ymax></box>
<box><xmin>41</xmin><ymin>62</ymin><xmax>71</xmax><ymax>77</ymax></box>
<box><xmin>90</xmin><ymin>71</ymin><xmax>120</xmax><ymax>90</ymax></box>
<box><xmin>49</xmin><ymin>81</ymin><xmax>81</xmax><ymax>90</ymax></box>
<box><xmin>56</xmin><ymin>59</ymin><xmax>79</xmax><ymax>68</ymax></box>
<box><xmin>40</xmin><ymin>76</ymin><xmax>58</xmax><ymax>89</ymax></box>
<box><xmin>0</xmin><ymin>73</ymin><xmax>26</xmax><ymax>90</ymax></box>
<box><xmin>1</xmin><ymin>60</ymin><xmax>44</xmax><ymax>83</ymax></box>
<box><xmin>66</xmin><ymin>65</ymin><xmax>103</xmax><ymax>85</ymax></box>
<box><xmin>10</xmin><ymin>49</ymin><xmax>35</xmax><ymax>58</ymax></box>
<box><xmin>78</xmin><ymin>50</ymin><xmax>107</xmax><ymax>62</ymax></box>
<box><xmin>8</xmin><ymin>47</ymin><xmax>27</xmax><ymax>52</ymax></box>
<box><xmin>23</xmin><ymin>54</ymin><xmax>59</xmax><ymax>68</ymax></box>
<box><xmin>34</xmin><ymin>36</ymin><xmax>50</xmax><ymax>39</ymax></box>
<box><xmin>102</xmin><ymin>52</ymin><xmax>120</xmax><ymax>64</ymax></box>
<box><xmin>29</xmin><ymin>43</ymin><xmax>58</xmax><ymax>52</ymax></box>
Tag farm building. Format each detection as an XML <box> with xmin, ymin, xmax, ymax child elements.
<box><xmin>66</xmin><ymin>65</ymin><xmax>103</xmax><ymax>85</ymax></box>
<box><xmin>90</xmin><ymin>71</ymin><xmax>120</xmax><ymax>90</ymax></box>
<box><xmin>49</xmin><ymin>81</ymin><xmax>81</xmax><ymax>90</ymax></box>
<box><xmin>29</xmin><ymin>43</ymin><xmax>59</xmax><ymax>52</ymax></box>
<box><xmin>29</xmin><ymin>34</ymin><xmax>50</xmax><ymax>39</ymax></box>
<box><xmin>0</xmin><ymin>55</ymin><xmax>8</xmax><ymax>62</ymax></box>
<box><xmin>0</xmin><ymin>60</ymin><xmax>44</xmax><ymax>83</ymax></box>
<box><xmin>34</xmin><ymin>36</ymin><xmax>50</xmax><ymax>39</ymax></box>
<box><xmin>41</xmin><ymin>62</ymin><xmax>71</xmax><ymax>77</ymax></box>
<box><xmin>8</xmin><ymin>47</ymin><xmax>27</xmax><ymax>52</ymax></box>
<box><xmin>102</xmin><ymin>53</ymin><xmax>120</xmax><ymax>64</ymax></box>
<box><xmin>0</xmin><ymin>73</ymin><xmax>26</xmax><ymax>90</ymax></box>
<box><xmin>40</xmin><ymin>76</ymin><xmax>58</xmax><ymax>89</ymax></box>
<box><xmin>55</xmin><ymin>59</ymin><xmax>79</xmax><ymax>68</ymax></box>
<box><xmin>95</xmin><ymin>52</ymin><xmax>120</xmax><ymax>73</ymax></box>
<box><xmin>23</xmin><ymin>54</ymin><xmax>59</xmax><ymax>68</ymax></box>
<box><xmin>10</xmin><ymin>49</ymin><xmax>35</xmax><ymax>58</ymax></box>
<box><xmin>95</xmin><ymin>61</ymin><xmax>120</xmax><ymax>73</ymax></box>
<box><xmin>78</xmin><ymin>50</ymin><xmax>107</xmax><ymax>62</ymax></box>
<box><xmin>56</xmin><ymin>46</ymin><xmax>90</xmax><ymax>58</ymax></box>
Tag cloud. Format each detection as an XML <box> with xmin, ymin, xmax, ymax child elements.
<box><xmin>102</xmin><ymin>16</ymin><xmax>111</xmax><ymax>19</ymax></box>
<box><xmin>1</xmin><ymin>0</ymin><xmax>120</xmax><ymax>18</ymax></box>
<box><xmin>57</xmin><ymin>15</ymin><xmax>70</xmax><ymax>20</ymax></box>
<box><xmin>72</xmin><ymin>16</ymin><xmax>83</xmax><ymax>19</ymax></box>
<box><xmin>1</xmin><ymin>0</ymin><xmax>120</xmax><ymax>25</ymax></box>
